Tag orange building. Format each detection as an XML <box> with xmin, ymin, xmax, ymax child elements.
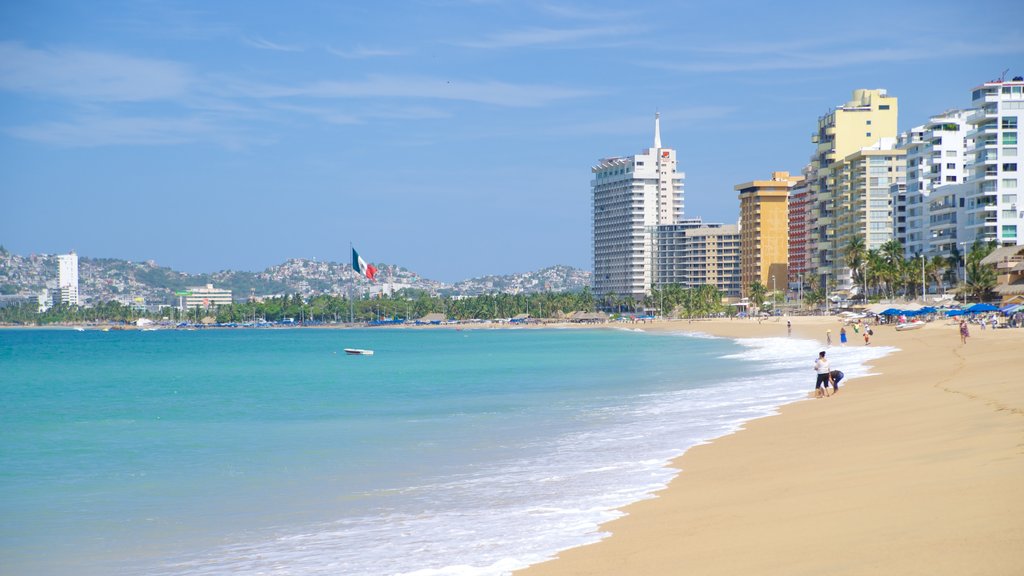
<box><xmin>736</xmin><ymin>171</ymin><xmax>804</xmax><ymax>298</ymax></box>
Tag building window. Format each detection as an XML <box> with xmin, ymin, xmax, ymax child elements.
<box><xmin>946</xmin><ymin>150</ymin><xmax>958</xmax><ymax>157</ymax></box>
<box><xmin>1005</xmin><ymin>148</ymin><xmax>1019</xmax><ymax>156</ymax></box>
<box><xmin>1003</xmin><ymin>163</ymin><xmax>1018</xmax><ymax>172</ymax></box>
<box><xmin>1004</xmin><ymin>132</ymin><xmax>1018</xmax><ymax>145</ymax></box>
<box><xmin>1003</xmin><ymin>225</ymin><xmax>1018</xmax><ymax>239</ymax></box>
<box><xmin>946</xmin><ymin>163</ymin><xmax>956</xmax><ymax>169</ymax></box>
<box><xmin>866</xmin><ymin>132</ymin><xmax>872</xmax><ymax>137</ymax></box>
<box><xmin>946</xmin><ymin>176</ymin><xmax>957</xmax><ymax>182</ymax></box>
<box><xmin>1003</xmin><ymin>180</ymin><xmax>1018</xmax><ymax>189</ymax></box>
<box><xmin>867</xmin><ymin>120</ymin><xmax>872</xmax><ymax>125</ymax></box>
<box><xmin>879</xmin><ymin>105</ymin><xmax>890</xmax><ymax>110</ymax></box>
<box><xmin>1003</xmin><ymin>117</ymin><xmax>1018</xmax><ymax>130</ymax></box>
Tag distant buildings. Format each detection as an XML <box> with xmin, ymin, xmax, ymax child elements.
<box><xmin>182</xmin><ymin>284</ymin><xmax>232</xmax><ymax>310</ymax></box>
<box><xmin>787</xmin><ymin>169</ymin><xmax>813</xmax><ymax>289</ymax></box>
<box><xmin>592</xmin><ymin>113</ymin><xmax>684</xmax><ymax>301</ymax></box>
<box><xmin>656</xmin><ymin>219</ymin><xmax>741</xmax><ymax>297</ymax></box>
<box><xmin>736</xmin><ymin>171</ymin><xmax>802</xmax><ymax>297</ymax></box>
<box><xmin>57</xmin><ymin>252</ymin><xmax>79</xmax><ymax>306</ymax></box>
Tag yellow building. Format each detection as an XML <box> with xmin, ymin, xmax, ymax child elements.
<box><xmin>808</xmin><ymin>89</ymin><xmax>898</xmax><ymax>289</ymax></box>
<box><xmin>736</xmin><ymin>171</ymin><xmax>803</xmax><ymax>297</ymax></box>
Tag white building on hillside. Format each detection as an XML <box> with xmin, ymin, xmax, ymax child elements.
<box><xmin>592</xmin><ymin>114</ymin><xmax>685</xmax><ymax>302</ymax></box>
<box><xmin>57</xmin><ymin>252</ymin><xmax>79</xmax><ymax>306</ymax></box>
<box><xmin>183</xmin><ymin>284</ymin><xmax>233</xmax><ymax>310</ymax></box>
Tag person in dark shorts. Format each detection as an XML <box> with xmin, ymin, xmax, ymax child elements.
<box><xmin>813</xmin><ymin>351</ymin><xmax>831</xmax><ymax>397</ymax></box>
<box><xmin>829</xmin><ymin>369</ymin><xmax>844</xmax><ymax>394</ymax></box>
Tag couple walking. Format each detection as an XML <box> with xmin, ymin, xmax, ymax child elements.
<box><xmin>813</xmin><ymin>350</ymin><xmax>844</xmax><ymax>398</ymax></box>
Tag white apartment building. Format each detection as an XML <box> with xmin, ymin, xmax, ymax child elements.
<box><xmin>183</xmin><ymin>284</ymin><xmax>233</xmax><ymax>310</ymax></box>
<box><xmin>900</xmin><ymin>109</ymin><xmax>970</xmax><ymax>258</ymax></box>
<box><xmin>592</xmin><ymin>114</ymin><xmax>685</xmax><ymax>301</ymax></box>
<box><xmin>57</xmin><ymin>252</ymin><xmax>79</xmax><ymax>306</ymax></box>
<box><xmin>964</xmin><ymin>78</ymin><xmax>1024</xmax><ymax>248</ymax></box>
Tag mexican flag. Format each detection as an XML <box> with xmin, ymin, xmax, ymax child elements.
<box><xmin>352</xmin><ymin>247</ymin><xmax>378</xmax><ymax>281</ymax></box>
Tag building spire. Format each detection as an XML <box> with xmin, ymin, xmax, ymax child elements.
<box><xmin>654</xmin><ymin>111</ymin><xmax>662</xmax><ymax>148</ymax></box>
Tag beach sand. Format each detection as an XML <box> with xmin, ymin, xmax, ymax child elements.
<box><xmin>517</xmin><ymin>316</ymin><xmax>1024</xmax><ymax>575</ymax></box>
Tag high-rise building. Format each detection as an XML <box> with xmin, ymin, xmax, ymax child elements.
<box><xmin>592</xmin><ymin>114</ymin><xmax>685</xmax><ymax>301</ymax></box>
<box><xmin>899</xmin><ymin>110</ymin><xmax>970</xmax><ymax>259</ymax></box>
<box><xmin>787</xmin><ymin>166</ymin><xmax>813</xmax><ymax>288</ymax></box>
<box><xmin>831</xmin><ymin>139</ymin><xmax>906</xmax><ymax>258</ymax></box>
<box><xmin>57</xmin><ymin>252</ymin><xmax>79</xmax><ymax>306</ymax></box>
<box><xmin>656</xmin><ymin>219</ymin><xmax>741</xmax><ymax>297</ymax></box>
<box><xmin>964</xmin><ymin>78</ymin><xmax>1024</xmax><ymax>248</ymax></box>
<box><xmin>735</xmin><ymin>171</ymin><xmax>802</xmax><ymax>296</ymax></box>
<box><xmin>808</xmin><ymin>89</ymin><xmax>898</xmax><ymax>289</ymax></box>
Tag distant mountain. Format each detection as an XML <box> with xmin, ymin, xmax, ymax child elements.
<box><xmin>0</xmin><ymin>246</ymin><xmax>591</xmax><ymax>305</ymax></box>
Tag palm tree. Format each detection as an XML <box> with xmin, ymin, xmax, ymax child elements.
<box><xmin>928</xmin><ymin>255</ymin><xmax>947</xmax><ymax>296</ymax></box>
<box><xmin>879</xmin><ymin>240</ymin><xmax>905</xmax><ymax>299</ymax></box>
<box><xmin>844</xmin><ymin>236</ymin><xmax>867</xmax><ymax>299</ymax></box>
<box><xmin>964</xmin><ymin>240</ymin><xmax>997</xmax><ymax>301</ymax></box>
<box><xmin>748</xmin><ymin>280</ymin><xmax>767</xmax><ymax>314</ymax></box>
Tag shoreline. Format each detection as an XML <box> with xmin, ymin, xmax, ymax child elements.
<box><xmin>517</xmin><ymin>316</ymin><xmax>1024</xmax><ymax>575</ymax></box>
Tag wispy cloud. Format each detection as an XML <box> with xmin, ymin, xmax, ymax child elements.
<box><xmin>243</xmin><ymin>36</ymin><xmax>305</xmax><ymax>52</ymax></box>
<box><xmin>653</xmin><ymin>37</ymin><xmax>1024</xmax><ymax>73</ymax></box>
<box><xmin>5</xmin><ymin>114</ymin><xmax>235</xmax><ymax>147</ymax></box>
<box><xmin>326</xmin><ymin>45</ymin><xmax>404</xmax><ymax>59</ymax></box>
<box><xmin>0</xmin><ymin>41</ymin><xmax>192</xmax><ymax>102</ymax></box>
<box><xmin>455</xmin><ymin>25</ymin><xmax>641</xmax><ymax>49</ymax></box>
<box><xmin>220</xmin><ymin>74</ymin><xmax>595</xmax><ymax>107</ymax></box>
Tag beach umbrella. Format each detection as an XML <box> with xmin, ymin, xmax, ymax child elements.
<box><xmin>919</xmin><ymin>307</ymin><xmax>937</xmax><ymax>314</ymax></box>
<box><xmin>966</xmin><ymin>303</ymin><xmax>999</xmax><ymax>313</ymax></box>
<box><xmin>880</xmin><ymin>308</ymin><xmax>902</xmax><ymax>316</ymax></box>
<box><xmin>1001</xmin><ymin>304</ymin><xmax>1021</xmax><ymax>314</ymax></box>
<box><xmin>945</xmin><ymin>310</ymin><xmax>966</xmax><ymax>317</ymax></box>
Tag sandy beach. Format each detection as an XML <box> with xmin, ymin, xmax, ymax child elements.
<box><xmin>518</xmin><ymin>316</ymin><xmax>1024</xmax><ymax>575</ymax></box>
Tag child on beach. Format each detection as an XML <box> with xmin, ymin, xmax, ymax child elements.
<box><xmin>840</xmin><ymin>327</ymin><xmax>847</xmax><ymax>346</ymax></box>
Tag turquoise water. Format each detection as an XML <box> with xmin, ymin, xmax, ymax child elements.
<box><xmin>0</xmin><ymin>327</ymin><xmax>892</xmax><ymax>575</ymax></box>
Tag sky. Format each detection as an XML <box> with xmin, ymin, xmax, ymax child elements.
<box><xmin>2</xmin><ymin>0</ymin><xmax>1023</xmax><ymax>282</ymax></box>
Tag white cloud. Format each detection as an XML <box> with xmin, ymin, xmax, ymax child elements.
<box><xmin>0</xmin><ymin>41</ymin><xmax>192</xmax><ymax>102</ymax></box>
<box><xmin>653</xmin><ymin>37</ymin><xmax>1024</xmax><ymax>73</ymax></box>
<box><xmin>242</xmin><ymin>36</ymin><xmax>305</xmax><ymax>52</ymax></box>
<box><xmin>326</xmin><ymin>45</ymin><xmax>404</xmax><ymax>59</ymax></box>
<box><xmin>5</xmin><ymin>114</ymin><xmax>245</xmax><ymax>148</ymax></box>
<box><xmin>220</xmin><ymin>74</ymin><xmax>595</xmax><ymax>108</ymax></box>
<box><xmin>456</xmin><ymin>25</ymin><xmax>641</xmax><ymax>49</ymax></box>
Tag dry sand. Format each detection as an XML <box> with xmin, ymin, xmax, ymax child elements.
<box><xmin>518</xmin><ymin>316</ymin><xmax>1024</xmax><ymax>575</ymax></box>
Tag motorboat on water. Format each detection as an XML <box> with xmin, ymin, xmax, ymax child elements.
<box><xmin>895</xmin><ymin>321</ymin><xmax>926</xmax><ymax>331</ymax></box>
<box><xmin>344</xmin><ymin>348</ymin><xmax>374</xmax><ymax>355</ymax></box>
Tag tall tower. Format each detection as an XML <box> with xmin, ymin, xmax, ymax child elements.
<box><xmin>57</xmin><ymin>252</ymin><xmax>79</xmax><ymax>306</ymax></box>
<box><xmin>964</xmin><ymin>78</ymin><xmax>1024</xmax><ymax>248</ymax></box>
<box><xmin>736</xmin><ymin>171</ymin><xmax>803</xmax><ymax>298</ymax></box>
<box><xmin>808</xmin><ymin>88</ymin><xmax>899</xmax><ymax>290</ymax></box>
<box><xmin>592</xmin><ymin>114</ymin><xmax>685</xmax><ymax>303</ymax></box>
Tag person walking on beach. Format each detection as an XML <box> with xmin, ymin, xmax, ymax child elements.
<box><xmin>814</xmin><ymin>351</ymin><xmax>831</xmax><ymax>398</ymax></box>
<box><xmin>864</xmin><ymin>326</ymin><xmax>872</xmax><ymax>345</ymax></box>
<box><xmin>960</xmin><ymin>319</ymin><xmax>970</xmax><ymax>344</ymax></box>
<box><xmin>787</xmin><ymin>320</ymin><xmax>792</xmax><ymax>336</ymax></box>
<box><xmin>826</xmin><ymin>330</ymin><xmax>832</xmax><ymax>347</ymax></box>
<box><xmin>840</xmin><ymin>326</ymin><xmax>848</xmax><ymax>346</ymax></box>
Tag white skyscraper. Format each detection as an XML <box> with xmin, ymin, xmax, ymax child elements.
<box><xmin>592</xmin><ymin>114</ymin><xmax>685</xmax><ymax>302</ymax></box>
<box><xmin>964</xmin><ymin>78</ymin><xmax>1024</xmax><ymax>248</ymax></box>
<box><xmin>58</xmin><ymin>252</ymin><xmax>79</xmax><ymax>306</ymax></box>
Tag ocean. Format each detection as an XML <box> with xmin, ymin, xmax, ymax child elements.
<box><xmin>0</xmin><ymin>327</ymin><xmax>893</xmax><ymax>575</ymax></box>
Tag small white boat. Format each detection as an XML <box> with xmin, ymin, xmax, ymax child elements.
<box><xmin>895</xmin><ymin>321</ymin><xmax>926</xmax><ymax>331</ymax></box>
<box><xmin>344</xmin><ymin>348</ymin><xmax>374</xmax><ymax>356</ymax></box>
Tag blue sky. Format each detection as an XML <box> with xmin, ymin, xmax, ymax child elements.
<box><xmin>2</xmin><ymin>0</ymin><xmax>1023</xmax><ymax>282</ymax></box>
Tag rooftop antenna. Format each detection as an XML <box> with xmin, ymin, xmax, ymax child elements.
<box><xmin>653</xmin><ymin>111</ymin><xmax>662</xmax><ymax>149</ymax></box>
<box><xmin>999</xmin><ymin>68</ymin><xmax>1010</xmax><ymax>82</ymax></box>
